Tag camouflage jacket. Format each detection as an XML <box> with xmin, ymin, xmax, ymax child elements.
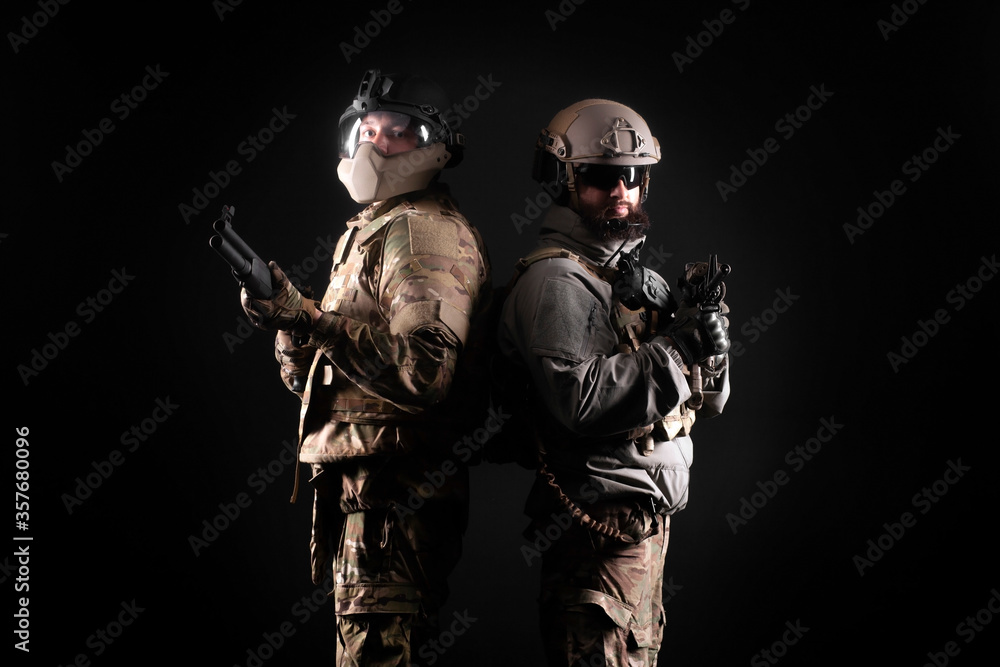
<box><xmin>294</xmin><ymin>185</ymin><xmax>491</xmax><ymax>464</ymax></box>
<box><xmin>498</xmin><ymin>205</ymin><xmax>730</xmax><ymax>515</ymax></box>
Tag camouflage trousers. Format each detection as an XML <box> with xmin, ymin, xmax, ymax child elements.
<box><xmin>536</xmin><ymin>500</ymin><xmax>670</xmax><ymax>667</ymax></box>
<box><xmin>310</xmin><ymin>459</ymin><xmax>468</xmax><ymax>667</ymax></box>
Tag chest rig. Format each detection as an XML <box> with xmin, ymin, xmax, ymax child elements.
<box><xmin>612</xmin><ymin>246</ymin><xmax>698</xmax><ymax>448</ymax></box>
<box><xmin>305</xmin><ymin>195</ymin><xmax>460</xmax><ymax>426</ymax></box>
<box><xmin>514</xmin><ymin>245</ymin><xmax>698</xmax><ymax>449</ymax></box>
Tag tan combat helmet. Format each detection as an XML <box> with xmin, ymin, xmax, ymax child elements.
<box><xmin>337</xmin><ymin>69</ymin><xmax>464</xmax><ymax>204</ymax></box>
<box><xmin>532</xmin><ymin>99</ymin><xmax>661</xmax><ymax>208</ymax></box>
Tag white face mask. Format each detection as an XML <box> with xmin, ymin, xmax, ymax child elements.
<box><xmin>337</xmin><ymin>141</ymin><xmax>451</xmax><ymax>204</ymax></box>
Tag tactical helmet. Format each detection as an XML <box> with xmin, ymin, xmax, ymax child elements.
<box><xmin>337</xmin><ymin>69</ymin><xmax>464</xmax><ymax>203</ymax></box>
<box><xmin>532</xmin><ymin>99</ymin><xmax>660</xmax><ymax>206</ymax></box>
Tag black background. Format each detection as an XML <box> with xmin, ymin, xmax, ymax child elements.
<box><xmin>6</xmin><ymin>1</ymin><xmax>999</xmax><ymax>665</ymax></box>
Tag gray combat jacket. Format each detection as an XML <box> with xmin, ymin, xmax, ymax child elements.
<box><xmin>498</xmin><ymin>205</ymin><xmax>730</xmax><ymax>515</ymax></box>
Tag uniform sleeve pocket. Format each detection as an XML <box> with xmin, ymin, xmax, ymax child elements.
<box><xmin>530</xmin><ymin>277</ymin><xmax>600</xmax><ymax>362</ymax></box>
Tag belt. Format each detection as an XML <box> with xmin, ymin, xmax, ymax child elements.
<box><xmin>329</xmin><ymin>398</ymin><xmax>400</xmax><ymax>414</ymax></box>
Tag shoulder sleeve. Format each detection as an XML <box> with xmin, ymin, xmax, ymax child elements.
<box><xmin>378</xmin><ymin>208</ymin><xmax>489</xmax><ymax>346</ymax></box>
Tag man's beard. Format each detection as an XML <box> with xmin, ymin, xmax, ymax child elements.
<box><xmin>579</xmin><ymin>201</ymin><xmax>651</xmax><ymax>242</ymax></box>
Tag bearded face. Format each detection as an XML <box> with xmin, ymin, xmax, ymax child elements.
<box><xmin>576</xmin><ymin>183</ymin><xmax>651</xmax><ymax>242</ymax></box>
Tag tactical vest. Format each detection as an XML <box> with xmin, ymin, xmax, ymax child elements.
<box><xmin>512</xmin><ymin>246</ymin><xmax>697</xmax><ymax>446</ymax></box>
<box><xmin>301</xmin><ymin>191</ymin><xmax>473</xmax><ymax>427</ymax></box>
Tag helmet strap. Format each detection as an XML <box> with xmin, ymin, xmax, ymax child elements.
<box><xmin>565</xmin><ymin>164</ymin><xmax>580</xmax><ymax>211</ymax></box>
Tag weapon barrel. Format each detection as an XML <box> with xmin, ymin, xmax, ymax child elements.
<box><xmin>212</xmin><ymin>217</ymin><xmax>261</xmax><ymax>266</ymax></box>
<box><xmin>208</xmin><ymin>221</ymin><xmax>273</xmax><ymax>299</ymax></box>
<box><xmin>702</xmin><ymin>256</ymin><xmax>731</xmax><ymax>295</ymax></box>
<box><xmin>209</xmin><ymin>233</ymin><xmax>253</xmax><ymax>277</ymax></box>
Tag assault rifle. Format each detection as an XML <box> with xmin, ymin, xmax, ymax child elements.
<box><xmin>675</xmin><ymin>254</ymin><xmax>731</xmax><ymax>412</ymax></box>
<box><xmin>209</xmin><ymin>205</ymin><xmax>308</xmax><ymax>393</ymax></box>
<box><xmin>678</xmin><ymin>254</ymin><xmax>730</xmax><ymax>312</ymax></box>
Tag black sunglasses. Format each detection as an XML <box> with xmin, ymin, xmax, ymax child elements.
<box><xmin>576</xmin><ymin>164</ymin><xmax>646</xmax><ymax>190</ymax></box>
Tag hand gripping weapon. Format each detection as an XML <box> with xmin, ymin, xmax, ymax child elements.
<box><xmin>676</xmin><ymin>254</ymin><xmax>731</xmax><ymax>411</ymax></box>
<box><xmin>209</xmin><ymin>205</ymin><xmax>308</xmax><ymax>393</ymax></box>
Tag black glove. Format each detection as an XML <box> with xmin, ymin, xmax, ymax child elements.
<box><xmin>616</xmin><ymin>248</ymin><xmax>677</xmax><ymax>313</ymax></box>
<box><xmin>664</xmin><ymin>304</ymin><xmax>730</xmax><ymax>364</ymax></box>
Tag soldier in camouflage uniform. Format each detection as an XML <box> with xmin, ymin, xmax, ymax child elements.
<box><xmin>241</xmin><ymin>69</ymin><xmax>491</xmax><ymax>666</ymax></box>
<box><xmin>497</xmin><ymin>99</ymin><xmax>731</xmax><ymax>665</ymax></box>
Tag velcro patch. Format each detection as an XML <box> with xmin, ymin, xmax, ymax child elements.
<box><xmin>409</xmin><ymin>217</ymin><xmax>459</xmax><ymax>258</ymax></box>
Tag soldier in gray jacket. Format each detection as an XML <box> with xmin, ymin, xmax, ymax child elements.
<box><xmin>497</xmin><ymin>99</ymin><xmax>731</xmax><ymax>666</ymax></box>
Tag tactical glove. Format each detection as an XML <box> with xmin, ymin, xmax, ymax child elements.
<box><xmin>665</xmin><ymin>304</ymin><xmax>730</xmax><ymax>364</ymax></box>
<box><xmin>616</xmin><ymin>251</ymin><xmax>677</xmax><ymax>315</ymax></box>
<box><xmin>274</xmin><ymin>330</ymin><xmax>315</xmax><ymax>392</ymax></box>
<box><xmin>241</xmin><ymin>261</ymin><xmax>318</xmax><ymax>334</ymax></box>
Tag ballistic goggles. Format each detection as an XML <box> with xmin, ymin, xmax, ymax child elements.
<box><xmin>575</xmin><ymin>164</ymin><xmax>648</xmax><ymax>190</ymax></box>
<box><xmin>339</xmin><ymin>111</ymin><xmax>437</xmax><ymax>159</ymax></box>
